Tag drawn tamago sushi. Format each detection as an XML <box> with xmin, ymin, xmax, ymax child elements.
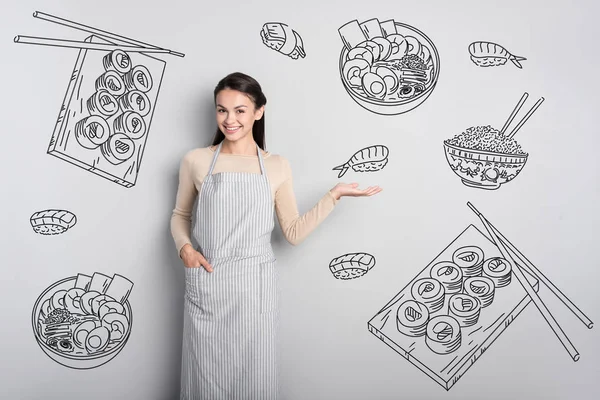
<box><xmin>425</xmin><ymin>315</ymin><xmax>462</xmax><ymax>355</ymax></box>
<box><xmin>482</xmin><ymin>257</ymin><xmax>512</xmax><ymax>288</ymax></box>
<box><xmin>429</xmin><ymin>261</ymin><xmax>463</xmax><ymax>295</ymax></box>
<box><xmin>396</xmin><ymin>300</ymin><xmax>430</xmax><ymax>337</ymax></box>
<box><xmin>30</xmin><ymin>209</ymin><xmax>77</xmax><ymax>235</ymax></box>
<box><xmin>448</xmin><ymin>293</ymin><xmax>481</xmax><ymax>327</ymax></box>
<box><xmin>332</xmin><ymin>145</ymin><xmax>389</xmax><ymax>178</ymax></box>
<box><xmin>410</xmin><ymin>278</ymin><xmax>445</xmax><ymax>313</ymax></box>
<box><xmin>452</xmin><ymin>245</ymin><xmax>485</xmax><ymax>278</ymax></box>
<box><xmin>329</xmin><ymin>252</ymin><xmax>376</xmax><ymax>280</ymax></box>
<box><xmin>463</xmin><ymin>276</ymin><xmax>496</xmax><ymax>308</ymax></box>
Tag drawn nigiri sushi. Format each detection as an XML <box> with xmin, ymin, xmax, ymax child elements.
<box><xmin>332</xmin><ymin>144</ymin><xmax>389</xmax><ymax>178</ymax></box>
<box><xmin>468</xmin><ymin>41</ymin><xmax>526</xmax><ymax>68</ymax></box>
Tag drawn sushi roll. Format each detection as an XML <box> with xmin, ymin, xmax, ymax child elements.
<box><xmin>122</xmin><ymin>65</ymin><xmax>153</xmax><ymax>93</ymax></box>
<box><xmin>30</xmin><ymin>209</ymin><xmax>77</xmax><ymax>235</ymax></box>
<box><xmin>117</xmin><ymin>90</ymin><xmax>151</xmax><ymax>117</ymax></box>
<box><xmin>463</xmin><ymin>276</ymin><xmax>495</xmax><ymax>308</ymax></box>
<box><xmin>482</xmin><ymin>257</ymin><xmax>512</xmax><ymax>288</ymax></box>
<box><xmin>100</xmin><ymin>133</ymin><xmax>135</xmax><ymax>165</ymax></box>
<box><xmin>425</xmin><ymin>315</ymin><xmax>462</xmax><ymax>355</ymax></box>
<box><xmin>103</xmin><ymin>49</ymin><xmax>132</xmax><ymax>75</ymax></box>
<box><xmin>86</xmin><ymin>90</ymin><xmax>120</xmax><ymax>118</ymax></box>
<box><xmin>396</xmin><ymin>300</ymin><xmax>429</xmax><ymax>337</ymax></box>
<box><xmin>429</xmin><ymin>261</ymin><xmax>463</xmax><ymax>295</ymax></box>
<box><xmin>410</xmin><ymin>278</ymin><xmax>445</xmax><ymax>313</ymax></box>
<box><xmin>113</xmin><ymin>111</ymin><xmax>147</xmax><ymax>140</ymax></box>
<box><xmin>95</xmin><ymin>71</ymin><xmax>126</xmax><ymax>97</ymax></box>
<box><xmin>452</xmin><ymin>245</ymin><xmax>485</xmax><ymax>278</ymax></box>
<box><xmin>74</xmin><ymin>115</ymin><xmax>111</xmax><ymax>149</ymax></box>
<box><xmin>448</xmin><ymin>293</ymin><xmax>481</xmax><ymax>327</ymax></box>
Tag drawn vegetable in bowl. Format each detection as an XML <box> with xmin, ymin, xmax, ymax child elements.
<box><xmin>338</xmin><ymin>18</ymin><xmax>440</xmax><ymax>115</ymax></box>
<box><xmin>443</xmin><ymin>92</ymin><xmax>544</xmax><ymax>190</ymax></box>
<box><xmin>32</xmin><ymin>271</ymin><xmax>134</xmax><ymax>369</ymax></box>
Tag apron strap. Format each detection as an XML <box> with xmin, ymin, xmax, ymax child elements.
<box><xmin>256</xmin><ymin>143</ymin><xmax>266</xmax><ymax>175</ymax></box>
<box><xmin>207</xmin><ymin>141</ymin><xmax>266</xmax><ymax>175</ymax></box>
<box><xmin>207</xmin><ymin>141</ymin><xmax>223</xmax><ymax>176</ymax></box>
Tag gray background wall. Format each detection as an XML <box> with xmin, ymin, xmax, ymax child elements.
<box><xmin>1</xmin><ymin>0</ymin><xmax>598</xmax><ymax>399</ymax></box>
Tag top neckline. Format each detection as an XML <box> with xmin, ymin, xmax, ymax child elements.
<box><xmin>208</xmin><ymin>145</ymin><xmax>270</xmax><ymax>158</ymax></box>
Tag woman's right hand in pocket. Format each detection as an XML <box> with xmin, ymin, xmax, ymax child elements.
<box><xmin>180</xmin><ymin>244</ymin><xmax>213</xmax><ymax>272</ymax></box>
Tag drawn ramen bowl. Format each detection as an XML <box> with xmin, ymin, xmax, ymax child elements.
<box><xmin>443</xmin><ymin>141</ymin><xmax>528</xmax><ymax>190</ymax></box>
<box><xmin>31</xmin><ymin>276</ymin><xmax>133</xmax><ymax>369</ymax></box>
<box><xmin>339</xmin><ymin>22</ymin><xmax>440</xmax><ymax>116</ymax></box>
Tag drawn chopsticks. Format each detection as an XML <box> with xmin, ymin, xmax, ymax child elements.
<box><xmin>466</xmin><ymin>202</ymin><xmax>581</xmax><ymax>362</ymax></box>
<box><xmin>15</xmin><ymin>10</ymin><xmax>184</xmax><ymax>57</ymax></box>
<box><xmin>507</xmin><ymin>96</ymin><xmax>544</xmax><ymax>139</ymax></box>
<box><xmin>499</xmin><ymin>92</ymin><xmax>544</xmax><ymax>138</ymax></box>
<box><xmin>480</xmin><ymin>215</ymin><xmax>594</xmax><ymax>330</ymax></box>
<box><xmin>14</xmin><ymin>35</ymin><xmax>175</xmax><ymax>55</ymax></box>
<box><xmin>500</xmin><ymin>92</ymin><xmax>528</xmax><ymax>135</ymax></box>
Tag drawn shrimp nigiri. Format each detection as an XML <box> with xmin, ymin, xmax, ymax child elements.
<box><xmin>468</xmin><ymin>41</ymin><xmax>526</xmax><ymax>68</ymax></box>
<box><xmin>332</xmin><ymin>144</ymin><xmax>389</xmax><ymax>178</ymax></box>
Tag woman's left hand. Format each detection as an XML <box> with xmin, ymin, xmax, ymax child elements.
<box><xmin>330</xmin><ymin>182</ymin><xmax>382</xmax><ymax>200</ymax></box>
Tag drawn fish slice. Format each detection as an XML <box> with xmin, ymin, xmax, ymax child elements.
<box><xmin>468</xmin><ymin>41</ymin><xmax>526</xmax><ymax>68</ymax></box>
<box><xmin>332</xmin><ymin>145</ymin><xmax>389</xmax><ymax>178</ymax></box>
<box><xmin>329</xmin><ymin>252</ymin><xmax>376</xmax><ymax>280</ymax></box>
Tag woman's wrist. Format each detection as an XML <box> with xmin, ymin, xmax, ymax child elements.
<box><xmin>179</xmin><ymin>243</ymin><xmax>193</xmax><ymax>258</ymax></box>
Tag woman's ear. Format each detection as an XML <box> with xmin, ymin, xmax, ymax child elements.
<box><xmin>255</xmin><ymin>105</ymin><xmax>265</xmax><ymax>120</ymax></box>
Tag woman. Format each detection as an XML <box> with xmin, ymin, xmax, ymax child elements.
<box><xmin>170</xmin><ymin>72</ymin><xmax>382</xmax><ymax>399</ymax></box>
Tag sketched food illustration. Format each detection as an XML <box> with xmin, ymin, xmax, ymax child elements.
<box><xmin>14</xmin><ymin>11</ymin><xmax>185</xmax><ymax>188</ymax></box>
<box><xmin>30</xmin><ymin>209</ymin><xmax>77</xmax><ymax>235</ymax></box>
<box><xmin>368</xmin><ymin>202</ymin><xmax>594</xmax><ymax>391</ymax></box>
<box><xmin>468</xmin><ymin>41</ymin><xmax>526</xmax><ymax>69</ymax></box>
<box><xmin>260</xmin><ymin>22</ymin><xmax>305</xmax><ymax>59</ymax></box>
<box><xmin>338</xmin><ymin>18</ymin><xmax>440</xmax><ymax>115</ymax></box>
<box><xmin>443</xmin><ymin>92</ymin><xmax>544</xmax><ymax>190</ymax></box>
<box><xmin>32</xmin><ymin>271</ymin><xmax>134</xmax><ymax>369</ymax></box>
<box><xmin>332</xmin><ymin>145</ymin><xmax>389</xmax><ymax>178</ymax></box>
<box><xmin>329</xmin><ymin>252</ymin><xmax>376</xmax><ymax>280</ymax></box>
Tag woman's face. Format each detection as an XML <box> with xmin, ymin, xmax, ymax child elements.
<box><xmin>215</xmin><ymin>88</ymin><xmax>264</xmax><ymax>142</ymax></box>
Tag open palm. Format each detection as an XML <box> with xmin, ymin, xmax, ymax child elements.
<box><xmin>331</xmin><ymin>182</ymin><xmax>382</xmax><ymax>199</ymax></box>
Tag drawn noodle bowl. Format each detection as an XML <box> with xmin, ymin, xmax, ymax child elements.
<box><xmin>31</xmin><ymin>276</ymin><xmax>133</xmax><ymax>369</ymax></box>
<box><xmin>443</xmin><ymin>141</ymin><xmax>528</xmax><ymax>190</ymax></box>
<box><xmin>339</xmin><ymin>22</ymin><xmax>440</xmax><ymax>115</ymax></box>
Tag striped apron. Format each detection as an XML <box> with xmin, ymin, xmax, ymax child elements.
<box><xmin>180</xmin><ymin>141</ymin><xmax>279</xmax><ymax>399</ymax></box>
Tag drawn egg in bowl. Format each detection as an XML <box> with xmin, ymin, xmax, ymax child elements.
<box><xmin>31</xmin><ymin>272</ymin><xmax>133</xmax><ymax>369</ymax></box>
<box><xmin>338</xmin><ymin>18</ymin><xmax>440</xmax><ymax>116</ymax></box>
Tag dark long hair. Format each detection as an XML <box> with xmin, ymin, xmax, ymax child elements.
<box><xmin>211</xmin><ymin>72</ymin><xmax>268</xmax><ymax>150</ymax></box>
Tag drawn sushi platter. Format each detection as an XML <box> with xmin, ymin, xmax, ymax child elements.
<box><xmin>14</xmin><ymin>11</ymin><xmax>184</xmax><ymax>188</ymax></box>
<box><xmin>368</xmin><ymin>202</ymin><xmax>593</xmax><ymax>390</ymax></box>
<box><xmin>338</xmin><ymin>18</ymin><xmax>440</xmax><ymax>116</ymax></box>
<box><xmin>32</xmin><ymin>271</ymin><xmax>134</xmax><ymax>369</ymax></box>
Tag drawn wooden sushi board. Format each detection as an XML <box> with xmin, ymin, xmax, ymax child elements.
<box><xmin>367</xmin><ymin>224</ymin><xmax>539</xmax><ymax>390</ymax></box>
<box><xmin>48</xmin><ymin>34</ymin><xmax>166</xmax><ymax>188</ymax></box>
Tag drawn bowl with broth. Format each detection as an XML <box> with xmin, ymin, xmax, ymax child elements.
<box><xmin>338</xmin><ymin>18</ymin><xmax>440</xmax><ymax>116</ymax></box>
<box><xmin>443</xmin><ymin>125</ymin><xmax>529</xmax><ymax>190</ymax></box>
<box><xmin>32</xmin><ymin>273</ymin><xmax>133</xmax><ymax>369</ymax></box>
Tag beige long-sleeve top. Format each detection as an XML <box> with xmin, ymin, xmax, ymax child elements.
<box><xmin>170</xmin><ymin>145</ymin><xmax>339</xmax><ymax>254</ymax></box>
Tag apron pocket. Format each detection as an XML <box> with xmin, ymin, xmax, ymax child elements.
<box><xmin>260</xmin><ymin>261</ymin><xmax>277</xmax><ymax>314</ymax></box>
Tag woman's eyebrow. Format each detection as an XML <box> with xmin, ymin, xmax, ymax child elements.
<box><xmin>216</xmin><ymin>104</ymin><xmax>248</xmax><ymax>109</ymax></box>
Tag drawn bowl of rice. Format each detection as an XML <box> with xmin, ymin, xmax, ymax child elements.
<box><xmin>31</xmin><ymin>273</ymin><xmax>133</xmax><ymax>369</ymax></box>
<box><xmin>443</xmin><ymin>125</ymin><xmax>529</xmax><ymax>190</ymax></box>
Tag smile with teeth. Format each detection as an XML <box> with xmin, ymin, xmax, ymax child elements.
<box><xmin>225</xmin><ymin>126</ymin><xmax>241</xmax><ymax>133</ymax></box>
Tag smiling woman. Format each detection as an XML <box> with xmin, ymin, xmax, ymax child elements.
<box><xmin>170</xmin><ymin>71</ymin><xmax>382</xmax><ymax>400</ymax></box>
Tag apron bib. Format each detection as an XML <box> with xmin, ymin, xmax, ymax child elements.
<box><xmin>180</xmin><ymin>142</ymin><xmax>279</xmax><ymax>400</ymax></box>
